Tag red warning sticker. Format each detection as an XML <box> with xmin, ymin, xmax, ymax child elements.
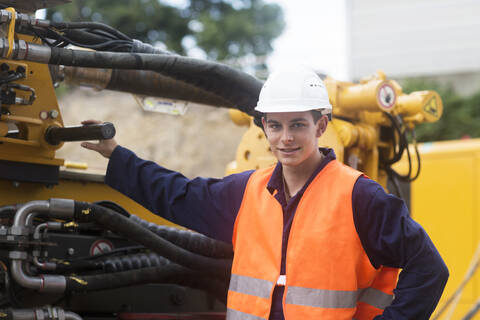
<box><xmin>90</xmin><ymin>239</ymin><xmax>114</xmax><ymax>256</ymax></box>
<box><xmin>377</xmin><ymin>83</ymin><xmax>396</xmax><ymax>110</ymax></box>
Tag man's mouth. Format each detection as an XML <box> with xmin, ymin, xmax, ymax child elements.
<box><xmin>278</xmin><ymin>147</ymin><xmax>301</xmax><ymax>153</ymax></box>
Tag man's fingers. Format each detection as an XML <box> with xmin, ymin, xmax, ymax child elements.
<box><xmin>81</xmin><ymin>142</ymin><xmax>99</xmax><ymax>151</ymax></box>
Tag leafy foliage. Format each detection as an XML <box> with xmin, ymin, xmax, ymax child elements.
<box><xmin>401</xmin><ymin>79</ymin><xmax>480</xmax><ymax>142</ymax></box>
<box><xmin>47</xmin><ymin>0</ymin><xmax>285</xmax><ymax>60</ymax></box>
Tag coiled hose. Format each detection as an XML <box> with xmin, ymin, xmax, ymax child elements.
<box><xmin>67</xmin><ymin>263</ymin><xmax>228</xmax><ymax>303</ymax></box>
<box><xmin>101</xmin><ymin>252</ymin><xmax>165</xmax><ymax>272</ymax></box>
<box><xmin>73</xmin><ymin>201</ymin><xmax>232</xmax><ymax>279</ymax></box>
<box><xmin>129</xmin><ymin>214</ymin><xmax>233</xmax><ymax>259</ymax></box>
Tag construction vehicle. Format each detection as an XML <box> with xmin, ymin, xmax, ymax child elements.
<box><xmin>0</xmin><ymin>0</ymin><xmax>471</xmax><ymax>319</ymax></box>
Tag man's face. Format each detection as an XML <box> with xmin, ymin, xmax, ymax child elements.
<box><xmin>262</xmin><ymin>111</ymin><xmax>328</xmax><ymax>168</ymax></box>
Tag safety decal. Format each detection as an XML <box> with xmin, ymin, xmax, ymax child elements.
<box><xmin>377</xmin><ymin>83</ymin><xmax>396</xmax><ymax>109</ymax></box>
<box><xmin>90</xmin><ymin>239</ymin><xmax>114</xmax><ymax>256</ymax></box>
<box><xmin>423</xmin><ymin>96</ymin><xmax>439</xmax><ymax>118</ymax></box>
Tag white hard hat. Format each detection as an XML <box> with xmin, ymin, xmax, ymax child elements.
<box><xmin>255</xmin><ymin>67</ymin><xmax>332</xmax><ymax>114</ymax></box>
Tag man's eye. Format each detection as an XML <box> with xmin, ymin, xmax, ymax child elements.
<box><xmin>269</xmin><ymin>124</ymin><xmax>280</xmax><ymax>129</ymax></box>
<box><xmin>292</xmin><ymin>123</ymin><xmax>305</xmax><ymax>128</ymax></box>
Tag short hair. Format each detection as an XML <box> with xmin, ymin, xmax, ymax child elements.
<box><xmin>311</xmin><ymin>110</ymin><xmax>323</xmax><ymax>123</ymax></box>
<box><xmin>261</xmin><ymin>109</ymin><xmax>330</xmax><ymax>123</ymax></box>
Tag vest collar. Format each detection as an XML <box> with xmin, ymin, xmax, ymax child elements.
<box><xmin>266</xmin><ymin>148</ymin><xmax>337</xmax><ymax>195</ymax></box>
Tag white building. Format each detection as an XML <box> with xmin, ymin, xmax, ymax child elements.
<box><xmin>347</xmin><ymin>0</ymin><xmax>480</xmax><ymax>95</ymax></box>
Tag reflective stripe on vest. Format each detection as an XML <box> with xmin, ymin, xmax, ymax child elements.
<box><xmin>228</xmin><ymin>274</ymin><xmax>273</xmax><ymax>299</ymax></box>
<box><xmin>226</xmin><ymin>308</ymin><xmax>267</xmax><ymax>320</ymax></box>
<box><xmin>286</xmin><ymin>286</ymin><xmax>393</xmax><ymax>309</ymax></box>
<box><xmin>229</xmin><ymin>274</ymin><xmax>394</xmax><ymax>310</ymax></box>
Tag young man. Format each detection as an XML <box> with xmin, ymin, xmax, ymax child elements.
<box><xmin>82</xmin><ymin>67</ymin><xmax>448</xmax><ymax>320</ymax></box>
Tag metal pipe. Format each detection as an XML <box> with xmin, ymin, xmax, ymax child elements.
<box><xmin>32</xmin><ymin>257</ymin><xmax>56</xmax><ymax>271</ymax></box>
<box><xmin>11</xmin><ymin>260</ymin><xmax>42</xmax><ymax>289</ymax></box>
<box><xmin>13</xmin><ymin>201</ymin><xmax>49</xmax><ymax>229</ymax></box>
<box><xmin>11</xmin><ymin>260</ymin><xmax>66</xmax><ymax>292</ymax></box>
<box><xmin>33</xmin><ymin>222</ymin><xmax>48</xmax><ymax>240</ymax></box>
<box><xmin>10</xmin><ymin>200</ymin><xmax>73</xmax><ymax>293</ymax></box>
<box><xmin>25</xmin><ymin>212</ymin><xmax>38</xmax><ymax>227</ymax></box>
<box><xmin>65</xmin><ymin>312</ymin><xmax>83</xmax><ymax>320</ymax></box>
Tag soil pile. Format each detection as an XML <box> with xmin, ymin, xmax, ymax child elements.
<box><xmin>56</xmin><ymin>88</ymin><xmax>248</xmax><ymax>178</ymax></box>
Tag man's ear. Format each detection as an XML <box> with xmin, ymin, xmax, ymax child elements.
<box><xmin>315</xmin><ymin>115</ymin><xmax>328</xmax><ymax>138</ymax></box>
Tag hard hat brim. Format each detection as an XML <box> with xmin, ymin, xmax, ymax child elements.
<box><xmin>254</xmin><ymin>102</ymin><xmax>332</xmax><ymax>113</ymax></box>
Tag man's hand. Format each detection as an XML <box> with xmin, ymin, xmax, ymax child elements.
<box><xmin>80</xmin><ymin>120</ymin><xmax>118</xmax><ymax>159</ymax></box>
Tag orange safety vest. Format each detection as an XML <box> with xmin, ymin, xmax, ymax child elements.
<box><xmin>227</xmin><ymin>160</ymin><xmax>398</xmax><ymax>320</ymax></box>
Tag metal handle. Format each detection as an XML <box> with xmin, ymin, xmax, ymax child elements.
<box><xmin>45</xmin><ymin>122</ymin><xmax>116</xmax><ymax>145</ymax></box>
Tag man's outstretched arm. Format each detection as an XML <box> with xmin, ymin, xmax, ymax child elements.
<box><xmin>81</xmin><ymin>121</ymin><xmax>252</xmax><ymax>243</ymax></box>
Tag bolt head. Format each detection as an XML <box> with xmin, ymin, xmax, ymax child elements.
<box><xmin>49</xmin><ymin>110</ymin><xmax>59</xmax><ymax>119</ymax></box>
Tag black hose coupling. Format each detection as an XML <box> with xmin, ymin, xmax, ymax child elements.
<box><xmin>45</xmin><ymin>122</ymin><xmax>115</xmax><ymax>146</ymax></box>
<box><xmin>73</xmin><ymin>201</ymin><xmax>95</xmax><ymax>222</ymax></box>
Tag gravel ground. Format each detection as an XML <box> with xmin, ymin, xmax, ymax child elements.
<box><xmin>56</xmin><ymin>88</ymin><xmax>248</xmax><ymax>178</ymax></box>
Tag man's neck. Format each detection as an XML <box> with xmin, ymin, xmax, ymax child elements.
<box><xmin>282</xmin><ymin>149</ymin><xmax>324</xmax><ymax>199</ymax></box>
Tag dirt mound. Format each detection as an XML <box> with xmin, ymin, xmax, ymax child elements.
<box><xmin>56</xmin><ymin>88</ymin><xmax>248</xmax><ymax>178</ymax></box>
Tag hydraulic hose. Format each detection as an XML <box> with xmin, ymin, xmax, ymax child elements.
<box><xmin>65</xmin><ymin>260</ymin><xmax>228</xmax><ymax>303</ymax></box>
<box><xmin>0</xmin><ymin>204</ymin><xmax>17</xmax><ymax>218</ymax></box>
<box><xmin>61</xmin><ymin>66</ymin><xmax>234</xmax><ymax>108</ymax></box>
<box><xmin>73</xmin><ymin>202</ymin><xmax>231</xmax><ymax>278</ymax></box>
<box><xmin>45</xmin><ymin>47</ymin><xmax>263</xmax><ymax>116</ymax></box>
<box><xmin>129</xmin><ymin>214</ymin><xmax>233</xmax><ymax>259</ymax></box>
<box><xmin>49</xmin><ymin>22</ymin><xmax>132</xmax><ymax>41</ymax></box>
<box><xmin>101</xmin><ymin>252</ymin><xmax>165</xmax><ymax>272</ymax></box>
<box><xmin>106</xmin><ymin>69</ymin><xmax>234</xmax><ymax>108</ymax></box>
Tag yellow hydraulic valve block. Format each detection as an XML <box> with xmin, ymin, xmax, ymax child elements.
<box><xmin>396</xmin><ymin>90</ymin><xmax>443</xmax><ymax>125</ymax></box>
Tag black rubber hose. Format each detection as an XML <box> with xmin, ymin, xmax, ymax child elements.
<box><xmin>54</xmin><ymin>260</ymin><xmax>101</xmax><ymax>273</ymax></box>
<box><xmin>50</xmin><ymin>22</ymin><xmax>132</xmax><ymax>41</ymax></box>
<box><xmin>94</xmin><ymin>200</ymin><xmax>130</xmax><ymax>217</ymax></box>
<box><xmin>49</xmin><ymin>48</ymin><xmax>263</xmax><ymax>117</ymax></box>
<box><xmin>64</xmin><ymin>29</ymin><xmax>117</xmax><ymax>44</ymax></box>
<box><xmin>65</xmin><ymin>261</ymin><xmax>228</xmax><ymax>303</ymax></box>
<box><xmin>129</xmin><ymin>214</ymin><xmax>233</xmax><ymax>259</ymax></box>
<box><xmin>0</xmin><ymin>205</ymin><xmax>17</xmax><ymax>218</ymax></box>
<box><xmin>73</xmin><ymin>202</ymin><xmax>231</xmax><ymax>278</ymax></box>
<box><xmin>101</xmin><ymin>252</ymin><xmax>169</xmax><ymax>272</ymax></box>
<box><xmin>106</xmin><ymin>69</ymin><xmax>234</xmax><ymax>108</ymax></box>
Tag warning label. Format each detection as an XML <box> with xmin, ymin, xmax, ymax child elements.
<box><xmin>377</xmin><ymin>83</ymin><xmax>396</xmax><ymax>110</ymax></box>
<box><xmin>423</xmin><ymin>96</ymin><xmax>439</xmax><ymax>118</ymax></box>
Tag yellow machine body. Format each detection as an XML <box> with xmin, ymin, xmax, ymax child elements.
<box><xmin>0</xmin><ymin>173</ymin><xmax>173</xmax><ymax>227</ymax></box>
<box><xmin>0</xmin><ymin>35</ymin><xmax>65</xmax><ymax>167</ymax></box>
<box><xmin>394</xmin><ymin>139</ymin><xmax>480</xmax><ymax>319</ymax></box>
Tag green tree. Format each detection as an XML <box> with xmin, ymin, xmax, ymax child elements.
<box><xmin>401</xmin><ymin>79</ymin><xmax>480</xmax><ymax>142</ymax></box>
<box><xmin>47</xmin><ymin>0</ymin><xmax>285</xmax><ymax>60</ymax></box>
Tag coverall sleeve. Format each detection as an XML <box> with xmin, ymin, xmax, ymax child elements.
<box><xmin>352</xmin><ymin>177</ymin><xmax>449</xmax><ymax>320</ymax></box>
<box><xmin>105</xmin><ymin>145</ymin><xmax>253</xmax><ymax>243</ymax></box>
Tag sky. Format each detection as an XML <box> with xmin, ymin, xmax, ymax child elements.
<box><xmin>37</xmin><ymin>1</ymin><xmax>348</xmax><ymax>79</ymax></box>
<box><xmin>266</xmin><ymin>0</ymin><xmax>348</xmax><ymax>80</ymax></box>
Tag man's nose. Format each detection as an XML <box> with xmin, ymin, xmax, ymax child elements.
<box><xmin>281</xmin><ymin>128</ymin><xmax>294</xmax><ymax>143</ymax></box>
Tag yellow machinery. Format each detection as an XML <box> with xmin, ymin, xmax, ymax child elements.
<box><xmin>393</xmin><ymin>139</ymin><xmax>480</xmax><ymax>320</ymax></box>
<box><xmin>0</xmin><ymin>0</ymin><xmax>467</xmax><ymax>319</ymax></box>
